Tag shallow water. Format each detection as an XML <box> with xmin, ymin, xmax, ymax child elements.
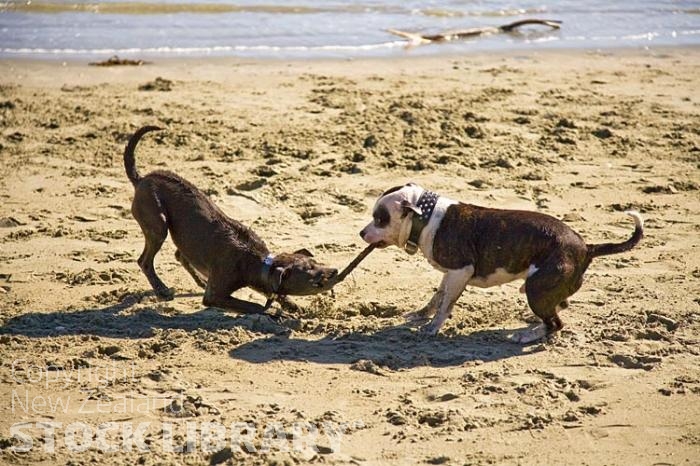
<box><xmin>1</xmin><ymin>0</ymin><xmax>699</xmax><ymax>59</ymax></box>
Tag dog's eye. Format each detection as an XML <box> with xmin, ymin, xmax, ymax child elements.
<box><xmin>373</xmin><ymin>205</ymin><xmax>390</xmax><ymax>228</ymax></box>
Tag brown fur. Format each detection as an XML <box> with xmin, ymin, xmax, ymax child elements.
<box><xmin>432</xmin><ymin>203</ymin><xmax>642</xmax><ymax>332</ymax></box>
<box><xmin>359</xmin><ymin>183</ymin><xmax>643</xmax><ymax>341</ymax></box>
<box><xmin>125</xmin><ymin>126</ymin><xmax>337</xmax><ymax>314</ymax></box>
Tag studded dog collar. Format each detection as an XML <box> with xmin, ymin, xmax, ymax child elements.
<box><xmin>405</xmin><ymin>190</ymin><xmax>439</xmax><ymax>255</ymax></box>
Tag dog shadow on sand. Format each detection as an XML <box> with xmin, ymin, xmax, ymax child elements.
<box><xmin>1</xmin><ymin>292</ymin><xmax>529</xmax><ymax>369</ymax></box>
<box><xmin>227</xmin><ymin>325</ymin><xmax>530</xmax><ymax>369</ymax></box>
<box><xmin>0</xmin><ymin>291</ymin><xmax>282</xmax><ymax>339</ymax></box>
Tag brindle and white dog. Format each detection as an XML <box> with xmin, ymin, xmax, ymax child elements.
<box><xmin>359</xmin><ymin>183</ymin><xmax>643</xmax><ymax>343</ymax></box>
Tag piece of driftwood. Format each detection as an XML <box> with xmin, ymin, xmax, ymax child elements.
<box><xmin>89</xmin><ymin>55</ymin><xmax>151</xmax><ymax>67</ymax></box>
<box><xmin>388</xmin><ymin>19</ymin><xmax>562</xmax><ymax>45</ymax></box>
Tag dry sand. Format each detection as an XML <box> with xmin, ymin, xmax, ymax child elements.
<box><xmin>0</xmin><ymin>48</ymin><xmax>699</xmax><ymax>465</ymax></box>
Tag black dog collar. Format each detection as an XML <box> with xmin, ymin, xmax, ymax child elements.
<box><xmin>405</xmin><ymin>190</ymin><xmax>439</xmax><ymax>255</ymax></box>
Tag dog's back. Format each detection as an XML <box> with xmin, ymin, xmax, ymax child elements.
<box><xmin>124</xmin><ymin>127</ymin><xmax>268</xmax><ymax>279</ymax></box>
<box><xmin>433</xmin><ymin>203</ymin><xmax>589</xmax><ymax>275</ymax></box>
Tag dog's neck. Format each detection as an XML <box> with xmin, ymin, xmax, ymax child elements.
<box><xmin>259</xmin><ymin>254</ymin><xmax>279</xmax><ymax>309</ymax></box>
<box><xmin>260</xmin><ymin>254</ymin><xmax>276</xmax><ymax>291</ymax></box>
<box><xmin>405</xmin><ymin>189</ymin><xmax>440</xmax><ymax>255</ymax></box>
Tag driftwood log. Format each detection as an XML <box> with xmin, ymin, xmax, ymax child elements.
<box><xmin>388</xmin><ymin>19</ymin><xmax>562</xmax><ymax>45</ymax></box>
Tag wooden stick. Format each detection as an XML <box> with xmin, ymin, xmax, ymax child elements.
<box><xmin>312</xmin><ymin>243</ymin><xmax>376</xmax><ymax>293</ymax></box>
<box><xmin>334</xmin><ymin>243</ymin><xmax>377</xmax><ymax>284</ymax></box>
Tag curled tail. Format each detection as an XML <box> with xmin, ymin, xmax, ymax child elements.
<box><xmin>587</xmin><ymin>211</ymin><xmax>643</xmax><ymax>259</ymax></box>
<box><xmin>124</xmin><ymin>125</ymin><xmax>161</xmax><ymax>187</ymax></box>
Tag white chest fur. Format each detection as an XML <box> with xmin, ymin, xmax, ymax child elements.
<box><xmin>417</xmin><ymin>196</ymin><xmax>457</xmax><ymax>272</ymax></box>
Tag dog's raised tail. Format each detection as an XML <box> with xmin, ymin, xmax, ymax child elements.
<box><xmin>587</xmin><ymin>211</ymin><xmax>643</xmax><ymax>259</ymax></box>
<box><xmin>124</xmin><ymin>125</ymin><xmax>161</xmax><ymax>187</ymax></box>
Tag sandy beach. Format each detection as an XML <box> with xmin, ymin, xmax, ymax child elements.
<box><xmin>1</xmin><ymin>48</ymin><xmax>699</xmax><ymax>465</ymax></box>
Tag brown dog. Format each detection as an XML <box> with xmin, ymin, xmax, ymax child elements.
<box><xmin>124</xmin><ymin>126</ymin><xmax>338</xmax><ymax>314</ymax></box>
<box><xmin>360</xmin><ymin>183</ymin><xmax>643</xmax><ymax>343</ymax></box>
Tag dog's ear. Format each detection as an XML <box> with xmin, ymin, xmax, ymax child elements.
<box><xmin>380</xmin><ymin>185</ymin><xmax>404</xmax><ymax>197</ymax></box>
<box><xmin>399</xmin><ymin>199</ymin><xmax>422</xmax><ymax>218</ymax></box>
<box><xmin>293</xmin><ymin>248</ymin><xmax>314</xmax><ymax>257</ymax></box>
<box><xmin>274</xmin><ymin>265</ymin><xmax>292</xmax><ymax>287</ymax></box>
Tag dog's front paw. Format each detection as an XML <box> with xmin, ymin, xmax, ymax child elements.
<box><xmin>277</xmin><ymin>297</ymin><xmax>302</xmax><ymax>314</ymax></box>
<box><xmin>155</xmin><ymin>287</ymin><xmax>175</xmax><ymax>301</ymax></box>
<box><xmin>509</xmin><ymin>324</ymin><xmax>548</xmax><ymax>345</ymax></box>
<box><xmin>404</xmin><ymin>310</ymin><xmax>431</xmax><ymax>326</ymax></box>
<box><xmin>419</xmin><ymin>321</ymin><xmax>441</xmax><ymax>336</ymax></box>
<box><xmin>265</xmin><ymin>311</ymin><xmax>288</xmax><ymax>322</ymax></box>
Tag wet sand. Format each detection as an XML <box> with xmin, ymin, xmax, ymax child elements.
<box><xmin>1</xmin><ymin>48</ymin><xmax>699</xmax><ymax>464</ymax></box>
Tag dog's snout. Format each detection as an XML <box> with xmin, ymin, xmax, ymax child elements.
<box><xmin>320</xmin><ymin>269</ymin><xmax>337</xmax><ymax>281</ymax></box>
<box><xmin>360</xmin><ymin>228</ymin><xmax>367</xmax><ymax>239</ymax></box>
<box><xmin>312</xmin><ymin>269</ymin><xmax>337</xmax><ymax>285</ymax></box>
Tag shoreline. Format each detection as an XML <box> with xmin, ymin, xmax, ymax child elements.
<box><xmin>3</xmin><ymin>43</ymin><xmax>699</xmax><ymax>67</ymax></box>
<box><xmin>3</xmin><ymin>45</ymin><xmax>699</xmax><ymax>91</ymax></box>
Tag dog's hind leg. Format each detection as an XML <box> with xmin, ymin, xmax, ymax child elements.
<box><xmin>131</xmin><ymin>184</ymin><xmax>173</xmax><ymax>300</ymax></box>
<box><xmin>175</xmin><ymin>250</ymin><xmax>208</xmax><ymax>289</ymax></box>
<box><xmin>511</xmin><ymin>255</ymin><xmax>580</xmax><ymax>344</ymax></box>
